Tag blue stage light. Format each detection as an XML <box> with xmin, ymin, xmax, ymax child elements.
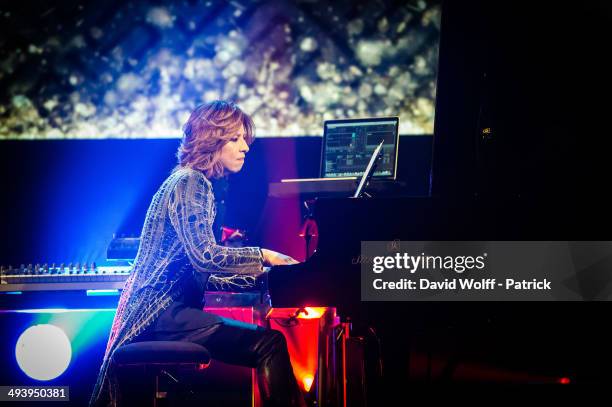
<box><xmin>15</xmin><ymin>324</ymin><xmax>72</xmax><ymax>381</ymax></box>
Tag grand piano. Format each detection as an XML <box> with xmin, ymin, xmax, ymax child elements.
<box><xmin>265</xmin><ymin>192</ymin><xmax>574</xmax><ymax>321</ymax></box>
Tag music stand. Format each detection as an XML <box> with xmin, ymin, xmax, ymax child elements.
<box><xmin>353</xmin><ymin>140</ymin><xmax>385</xmax><ymax>198</ymax></box>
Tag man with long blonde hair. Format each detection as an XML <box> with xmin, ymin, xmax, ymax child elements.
<box><xmin>91</xmin><ymin>100</ymin><xmax>305</xmax><ymax>407</ymax></box>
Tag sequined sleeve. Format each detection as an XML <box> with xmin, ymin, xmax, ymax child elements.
<box><xmin>168</xmin><ymin>170</ymin><xmax>263</xmax><ymax>274</ymax></box>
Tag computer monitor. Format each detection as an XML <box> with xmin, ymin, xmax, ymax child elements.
<box><xmin>321</xmin><ymin>117</ymin><xmax>399</xmax><ymax>179</ymax></box>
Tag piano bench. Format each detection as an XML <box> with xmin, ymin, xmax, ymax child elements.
<box><xmin>112</xmin><ymin>341</ymin><xmax>211</xmax><ymax>407</ymax></box>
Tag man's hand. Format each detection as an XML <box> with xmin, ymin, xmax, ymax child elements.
<box><xmin>261</xmin><ymin>248</ymin><xmax>300</xmax><ymax>266</ymax></box>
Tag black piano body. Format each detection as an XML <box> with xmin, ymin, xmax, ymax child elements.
<box><xmin>267</xmin><ymin>193</ymin><xmax>608</xmax><ymax>320</ymax></box>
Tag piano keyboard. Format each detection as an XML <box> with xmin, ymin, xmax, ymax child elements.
<box><xmin>0</xmin><ymin>264</ymin><xmax>131</xmax><ymax>292</ymax></box>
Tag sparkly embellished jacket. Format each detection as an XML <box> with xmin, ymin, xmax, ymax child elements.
<box><xmin>90</xmin><ymin>167</ymin><xmax>263</xmax><ymax>406</ymax></box>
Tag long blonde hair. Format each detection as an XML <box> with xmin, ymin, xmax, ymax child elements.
<box><xmin>177</xmin><ymin>100</ymin><xmax>255</xmax><ymax>178</ymax></box>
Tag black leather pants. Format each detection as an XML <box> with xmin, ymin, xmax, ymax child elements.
<box><xmin>148</xmin><ymin>311</ymin><xmax>306</xmax><ymax>407</ymax></box>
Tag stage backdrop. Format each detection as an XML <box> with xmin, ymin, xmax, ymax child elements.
<box><xmin>0</xmin><ymin>0</ymin><xmax>440</xmax><ymax>139</ymax></box>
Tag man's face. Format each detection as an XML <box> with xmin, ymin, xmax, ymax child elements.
<box><xmin>219</xmin><ymin>126</ymin><xmax>249</xmax><ymax>174</ymax></box>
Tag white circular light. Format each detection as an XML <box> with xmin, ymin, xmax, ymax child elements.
<box><xmin>15</xmin><ymin>324</ymin><xmax>72</xmax><ymax>381</ymax></box>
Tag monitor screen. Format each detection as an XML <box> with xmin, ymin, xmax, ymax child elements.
<box><xmin>322</xmin><ymin>117</ymin><xmax>399</xmax><ymax>178</ymax></box>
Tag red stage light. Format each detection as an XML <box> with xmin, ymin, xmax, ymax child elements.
<box><xmin>558</xmin><ymin>377</ymin><xmax>571</xmax><ymax>384</ymax></box>
<box><xmin>302</xmin><ymin>374</ymin><xmax>314</xmax><ymax>392</ymax></box>
<box><xmin>297</xmin><ymin>307</ymin><xmax>325</xmax><ymax>319</ymax></box>
<box><xmin>267</xmin><ymin>307</ymin><xmax>341</xmax><ymax>394</ymax></box>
